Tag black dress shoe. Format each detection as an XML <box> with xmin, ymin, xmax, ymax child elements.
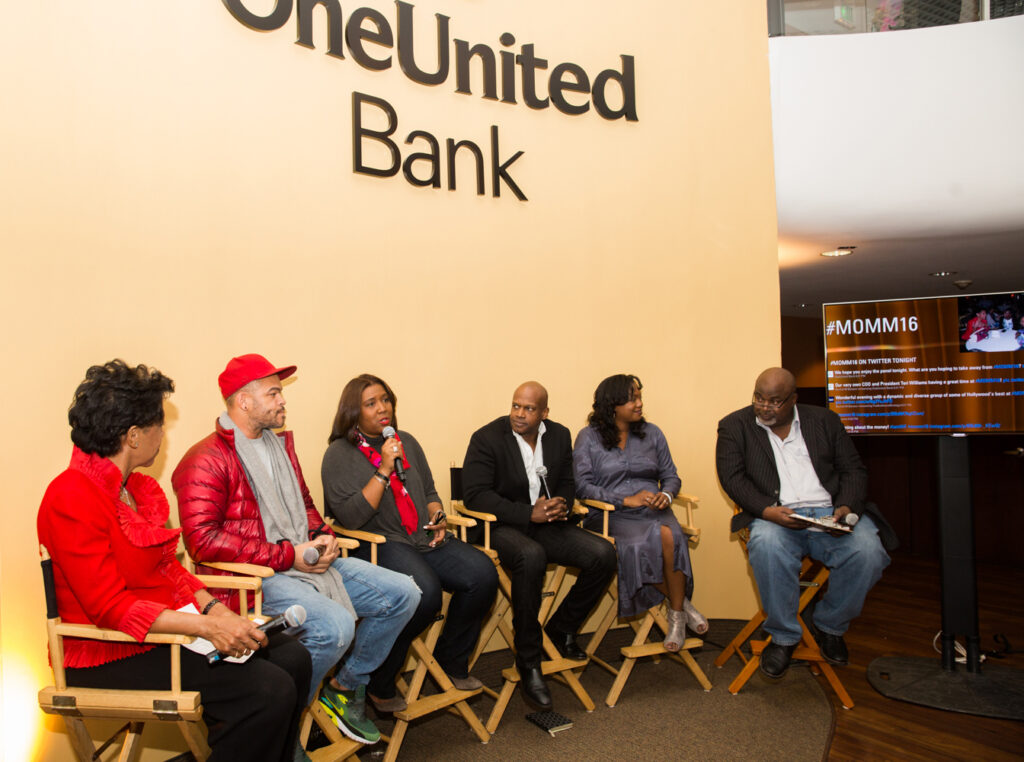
<box><xmin>759</xmin><ymin>642</ymin><xmax>796</xmax><ymax>679</ymax></box>
<box><xmin>545</xmin><ymin>625</ymin><xmax>588</xmax><ymax>661</ymax></box>
<box><xmin>814</xmin><ymin>630</ymin><xmax>849</xmax><ymax>666</ymax></box>
<box><xmin>520</xmin><ymin>666</ymin><xmax>552</xmax><ymax>710</ymax></box>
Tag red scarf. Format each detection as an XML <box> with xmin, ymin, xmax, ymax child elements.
<box><xmin>355</xmin><ymin>432</ymin><xmax>419</xmax><ymax>535</ymax></box>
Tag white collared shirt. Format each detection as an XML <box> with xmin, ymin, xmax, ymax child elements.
<box><xmin>755</xmin><ymin>407</ymin><xmax>833</xmax><ymax>509</ymax></box>
<box><xmin>512</xmin><ymin>420</ymin><xmax>546</xmax><ymax>504</ymax></box>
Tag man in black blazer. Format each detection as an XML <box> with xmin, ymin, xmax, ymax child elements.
<box><xmin>716</xmin><ymin>368</ymin><xmax>894</xmax><ymax>679</ymax></box>
<box><xmin>462</xmin><ymin>381</ymin><xmax>617</xmax><ymax>710</ymax></box>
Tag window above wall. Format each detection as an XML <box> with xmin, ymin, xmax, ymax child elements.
<box><xmin>767</xmin><ymin>0</ymin><xmax>1023</xmax><ymax>37</ymax></box>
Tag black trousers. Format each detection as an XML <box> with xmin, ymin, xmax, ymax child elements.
<box><xmin>490</xmin><ymin>522</ymin><xmax>617</xmax><ymax>668</ymax></box>
<box><xmin>359</xmin><ymin>538</ymin><xmax>498</xmax><ymax>699</ymax></box>
<box><xmin>66</xmin><ymin>632</ymin><xmax>311</xmax><ymax>762</ymax></box>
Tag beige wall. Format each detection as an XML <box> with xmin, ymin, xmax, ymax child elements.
<box><xmin>0</xmin><ymin>2</ymin><xmax>779</xmax><ymax>758</ymax></box>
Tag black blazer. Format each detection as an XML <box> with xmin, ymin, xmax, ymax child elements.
<box><xmin>716</xmin><ymin>403</ymin><xmax>897</xmax><ymax>550</ymax></box>
<box><xmin>462</xmin><ymin>416</ymin><xmax>575</xmax><ymax>531</ymax></box>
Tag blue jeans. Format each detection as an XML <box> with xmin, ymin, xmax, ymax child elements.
<box><xmin>262</xmin><ymin>556</ymin><xmax>420</xmax><ymax>703</ymax></box>
<box><xmin>358</xmin><ymin>538</ymin><xmax>499</xmax><ymax>699</ymax></box>
<box><xmin>747</xmin><ymin>506</ymin><xmax>890</xmax><ymax>646</ymax></box>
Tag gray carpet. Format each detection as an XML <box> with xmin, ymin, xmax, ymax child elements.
<box><xmin>349</xmin><ymin>620</ymin><xmax>834</xmax><ymax>761</ymax></box>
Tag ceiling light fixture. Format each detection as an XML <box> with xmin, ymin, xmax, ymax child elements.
<box><xmin>821</xmin><ymin>246</ymin><xmax>856</xmax><ymax>258</ymax></box>
<box><xmin>930</xmin><ymin>271</ymin><xmax>957</xmax><ymax>277</ymax></box>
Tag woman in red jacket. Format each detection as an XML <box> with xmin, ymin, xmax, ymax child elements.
<box><xmin>37</xmin><ymin>360</ymin><xmax>311</xmax><ymax>762</ymax></box>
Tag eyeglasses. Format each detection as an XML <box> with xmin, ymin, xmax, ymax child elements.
<box><xmin>752</xmin><ymin>392</ymin><xmax>793</xmax><ymax>409</ymax></box>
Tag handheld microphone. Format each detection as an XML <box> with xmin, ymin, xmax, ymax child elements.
<box><xmin>535</xmin><ymin>465</ymin><xmax>552</xmax><ymax>500</ymax></box>
<box><xmin>206</xmin><ymin>604</ymin><xmax>307</xmax><ymax>664</ymax></box>
<box><xmin>843</xmin><ymin>513</ymin><xmax>859</xmax><ymax>528</ymax></box>
<box><xmin>302</xmin><ymin>545</ymin><xmax>322</xmax><ymax>565</ymax></box>
<box><xmin>382</xmin><ymin>426</ymin><xmax>406</xmax><ymax>483</ymax></box>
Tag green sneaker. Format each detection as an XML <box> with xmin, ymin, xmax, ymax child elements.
<box><xmin>318</xmin><ymin>683</ymin><xmax>381</xmax><ymax>744</ymax></box>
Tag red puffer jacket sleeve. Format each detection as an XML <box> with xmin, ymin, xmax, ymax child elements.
<box><xmin>172</xmin><ymin>432</ymin><xmax>296</xmax><ymax>572</ymax></box>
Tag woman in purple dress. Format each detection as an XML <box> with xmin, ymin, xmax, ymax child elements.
<box><xmin>573</xmin><ymin>374</ymin><xmax>706</xmax><ymax>651</ymax></box>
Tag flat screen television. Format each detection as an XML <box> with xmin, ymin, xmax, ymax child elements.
<box><xmin>823</xmin><ymin>291</ymin><xmax>1024</xmax><ymax>435</ymax></box>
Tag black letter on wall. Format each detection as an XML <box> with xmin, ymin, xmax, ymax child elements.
<box><xmin>490</xmin><ymin>126</ymin><xmax>526</xmax><ymax>201</ymax></box>
<box><xmin>396</xmin><ymin>1</ymin><xmax>450</xmax><ymax>86</ymax></box>
<box><xmin>403</xmin><ymin>131</ymin><xmax>441</xmax><ymax>188</ymax></box>
<box><xmin>446</xmin><ymin>139</ymin><xmax>485</xmax><ymax>195</ymax></box>
<box><xmin>296</xmin><ymin>0</ymin><xmax>345</xmax><ymax>58</ymax></box>
<box><xmin>454</xmin><ymin>40</ymin><xmax>497</xmax><ymax>100</ymax></box>
<box><xmin>347</xmin><ymin>7</ymin><xmax>394</xmax><ymax>71</ymax></box>
<box><xmin>222</xmin><ymin>0</ymin><xmax>292</xmax><ymax>31</ymax></box>
<box><xmin>353</xmin><ymin>92</ymin><xmax>400</xmax><ymax>178</ymax></box>
<box><xmin>592</xmin><ymin>55</ymin><xmax>638</xmax><ymax>121</ymax></box>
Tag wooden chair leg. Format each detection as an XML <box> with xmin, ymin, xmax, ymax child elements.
<box><xmin>177</xmin><ymin>720</ymin><xmax>211</xmax><ymax>761</ymax></box>
<box><xmin>728</xmin><ymin>640</ymin><xmax>767</xmax><ymax>694</ymax></box>
<box><xmin>714</xmin><ymin>609</ymin><xmax>766</xmax><ymax>668</ymax></box>
<box><xmin>817</xmin><ymin>661</ymin><xmax>855</xmax><ymax>709</ymax></box>
<box><xmin>605</xmin><ymin>608</ymin><xmax>711</xmax><ymax>706</ymax></box>
<box><xmin>584</xmin><ymin>597</ymin><xmax>621</xmax><ymax>677</ymax></box>
<box><xmin>674</xmin><ymin>649</ymin><xmax>713</xmax><ymax>691</ymax></box>
<box><xmin>62</xmin><ymin>718</ymin><xmax>96</xmax><ymax>762</ymax></box>
<box><xmin>484</xmin><ymin>671</ymin><xmax>519</xmax><ymax>734</ymax></box>
<box><xmin>120</xmin><ymin>721</ymin><xmax>145</xmax><ymax>762</ymax></box>
<box><xmin>384</xmin><ymin>598</ymin><xmax>489</xmax><ymax>761</ymax></box>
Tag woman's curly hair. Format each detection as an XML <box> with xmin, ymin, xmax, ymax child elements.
<box><xmin>68</xmin><ymin>360</ymin><xmax>174</xmax><ymax>456</ymax></box>
<box><xmin>587</xmin><ymin>374</ymin><xmax>645</xmax><ymax>450</ymax></box>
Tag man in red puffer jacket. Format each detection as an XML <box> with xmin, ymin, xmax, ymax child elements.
<box><xmin>173</xmin><ymin>354</ymin><xmax>419</xmax><ymax>746</ymax></box>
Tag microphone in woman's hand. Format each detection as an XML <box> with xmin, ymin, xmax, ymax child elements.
<box><xmin>382</xmin><ymin>425</ymin><xmax>406</xmax><ymax>482</ymax></box>
<box><xmin>302</xmin><ymin>545</ymin><xmax>322</xmax><ymax>565</ymax></box>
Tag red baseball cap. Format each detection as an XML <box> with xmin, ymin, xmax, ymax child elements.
<box><xmin>218</xmin><ymin>354</ymin><xmax>297</xmax><ymax>399</ymax></box>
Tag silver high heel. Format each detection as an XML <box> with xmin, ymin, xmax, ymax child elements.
<box><xmin>683</xmin><ymin>598</ymin><xmax>708</xmax><ymax>636</ymax></box>
<box><xmin>664</xmin><ymin>608</ymin><xmax>687</xmax><ymax>652</ymax></box>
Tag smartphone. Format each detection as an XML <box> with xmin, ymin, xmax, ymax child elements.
<box><xmin>423</xmin><ymin>510</ymin><xmax>446</xmax><ymax>529</ymax></box>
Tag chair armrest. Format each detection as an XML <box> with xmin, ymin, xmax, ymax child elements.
<box><xmin>672</xmin><ymin>494</ymin><xmax>701</xmax><ymax>545</ymax></box>
<box><xmin>453</xmin><ymin>505</ymin><xmax>497</xmax><ymax>523</ymax></box>
<box><xmin>445</xmin><ymin>514</ymin><xmax>476</xmax><ymax>528</ymax></box>
<box><xmin>336</xmin><ymin>536</ymin><xmax>360</xmax><ymax>551</ymax></box>
<box><xmin>577</xmin><ymin>498</ymin><xmax>614</xmax><ymax>538</ymax></box>
<box><xmin>54</xmin><ymin>622</ymin><xmax>195</xmax><ymax>646</ymax></box>
<box><xmin>334</xmin><ymin>526</ymin><xmax>386</xmax><ymax>544</ymax></box>
<box><xmin>325</xmin><ymin>520</ymin><xmax>380</xmax><ymax>564</ymax></box>
<box><xmin>451</xmin><ymin>502</ymin><xmax>496</xmax><ymax>549</ymax></box>
<box><xmin>193</xmin><ymin>575</ymin><xmax>263</xmax><ymax>592</ymax></box>
<box><xmin>195</xmin><ymin>561</ymin><xmax>275</xmax><ymax>578</ymax></box>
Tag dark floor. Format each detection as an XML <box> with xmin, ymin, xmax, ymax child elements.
<box><xmin>822</xmin><ymin>552</ymin><xmax>1024</xmax><ymax>761</ymax></box>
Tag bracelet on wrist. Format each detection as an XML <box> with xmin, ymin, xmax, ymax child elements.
<box><xmin>201</xmin><ymin>598</ymin><xmax>221</xmax><ymax>616</ymax></box>
<box><xmin>373</xmin><ymin>471</ymin><xmax>390</xmax><ymax>488</ymax></box>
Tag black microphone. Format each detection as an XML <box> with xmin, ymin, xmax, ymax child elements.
<box><xmin>536</xmin><ymin>465</ymin><xmax>551</xmax><ymax>499</ymax></box>
<box><xmin>206</xmin><ymin>604</ymin><xmax>307</xmax><ymax>664</ymax></box>
<box><xmin>382</xmin><ymin>426</ymin><xmax>406</xmax><ymax>483</ymax></box>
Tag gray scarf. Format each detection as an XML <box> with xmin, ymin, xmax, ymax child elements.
<box><xmin>220</xmin><ymin>412</ymin><xmax>354</xmax><ymax>618</ymax></box>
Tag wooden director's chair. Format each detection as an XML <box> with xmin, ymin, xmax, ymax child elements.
<box><xmin>713</xmin><ymin>510</ymin><xmax>854</xmax><ymax>709</ymax></box>
<box><xmin>578</xmin><ymin>494</ymin><xmax>713</xmax><ymax>706</ymax></box>
<box><xmin>185</xmin><ymin>543</ymin><xmax>367</xmax><ymax>761</ymax></box>
<box><xmin>449</xmin><ymin>465</ymin><xmax>598</xmax><ymax>733</ymax></box>
<box><xmin>38</xmin><ymin>544</ymin><xmax>266</xmax><ymax>762</ymax></box>
<box><xmin>328</xmin><ymin>517</ymin><xmax>490</xmax><ymax>762</ymax></box>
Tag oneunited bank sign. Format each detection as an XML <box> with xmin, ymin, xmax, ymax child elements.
<box><xmin>222</xmin><ymin>0</ymin><xmax>638</xmax><ymax>200</ymax></box>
